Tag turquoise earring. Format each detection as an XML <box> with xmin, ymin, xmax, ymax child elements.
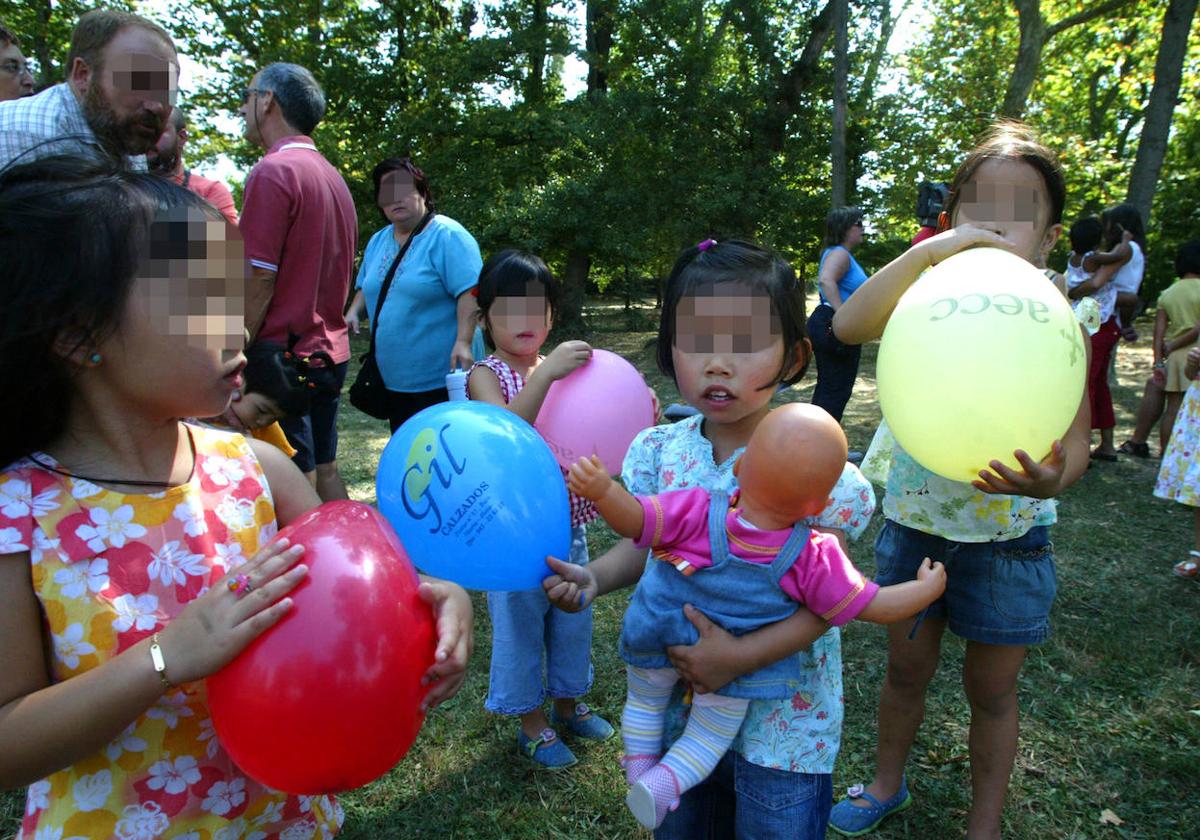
<box><xmin>88</xmin><ymin>352</ymin><xmax>102</xmax><ymax>365</ymax></box>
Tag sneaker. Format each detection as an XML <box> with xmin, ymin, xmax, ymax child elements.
<box><xmin>516</xmin><ymin>727</ymin><xmax>577</xmax><ymax>770</ymax></box>
<box><xmin>828</xmin><ymin>778</ymin><xmax>913</xmax><ymax>837</ymax></box>
<box><xmin>549</xmin><ymin>702</ymin><xmax>615</xmax><ymax>741</ymax></box>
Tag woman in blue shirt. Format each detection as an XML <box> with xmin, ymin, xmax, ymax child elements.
<box><xmin>809</xmin><ymin>207</ymin><xmax>869</xmax><ymax>423</ymax></box>
<box><xmin>346</xmin><ymin>157</ymin><xmax>485</xmax><ymax>431</ymax></box>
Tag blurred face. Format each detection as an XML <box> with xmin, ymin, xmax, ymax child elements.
<box><xmin>953</xmin><ymin>158</ymin><xmax>1060</xmax><ymax>264</ymax></box>
<box><xmin>486</xmin><ymin>283</ymin><xmax>550</xmax><ymax>357</ymax></box>
<box><xmin>77</xmin><ymin>27</ymin><xmax>179</xmax><ymax>155</ymax></box>
<box><xmin>377</xmin><ymin>169</ymin><xmax>427</xmax><ymax>232</ymax></box>
<box><xmin>671</xmin><ymin>284</ymin><xmax>798</xmax><ymax>427</ymax></box>
<box><xmin>146</xmin><ymin>117</ymin><xmax>183</xmax><ymax>173</ymax></box>
<box><xmin>0</xmin><ymin>42</ymin><xmax>34</xmax><ymax>100</ymax></box>
<box><xmin>97</xmin><ymin>208</ymin><xmax>247</xmax><ymax>420</ymax></box>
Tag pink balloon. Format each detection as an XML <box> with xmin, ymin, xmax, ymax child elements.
<box><xmin>536</xmin><ymin>348</ymin><xmax>656</xmax><ymax>474</ymax></box>
<box><xmin>207</xmin><ymin>501</ymin><xmax>436</xmax><ymax>794</ymax></box>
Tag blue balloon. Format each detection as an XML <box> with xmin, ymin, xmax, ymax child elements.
<box><xmin>376</xmin><ymin>401</ymin><xmax>571</xmax><ymax>591</ymax></box>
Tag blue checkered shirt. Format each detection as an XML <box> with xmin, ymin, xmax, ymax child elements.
<box><xmin>0</xmin><ymin>83</ymin><xmax>146</xmax><ymax>171</ymax></box>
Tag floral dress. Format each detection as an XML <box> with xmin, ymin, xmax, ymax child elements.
<box><xmin>0</xmin><ymin>424</ymin><xmax>343</xmax><ymax>840</ymax></box>
<box><xmin>1155</xmin><ymin>378</ymin><xmax>1200</xmax><ymax>507</ymax></box>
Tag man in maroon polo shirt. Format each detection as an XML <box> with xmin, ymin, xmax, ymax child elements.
<box><xmin>239</xmin><ymin>62</ymin><xmax>357</xmax><ymax>501</ymax></box>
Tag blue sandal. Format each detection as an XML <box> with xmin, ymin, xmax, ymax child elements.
<box><xmin>549</xmin><ymin>702</ymin><xmax>615</xmax><ymax>741</ymax></box>
<box><xmin>516</xmin><ymin>727</ymin><xmax>577</xmax><ymax>770</ymax></box>
<box><xmin>828</xmin><ymin>778</ymin><xmax>912</xmax><ymax>837</ymax></box>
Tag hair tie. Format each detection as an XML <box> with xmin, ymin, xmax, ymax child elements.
<box><xmin>469</xmin><ymin>286</ymin><xmax>479</xmax><ymax>298</ymax></box>
<box><xmin>697</xmin><ymin>239</ymin><xmax>717</xmax><ymax>252</ymax></box>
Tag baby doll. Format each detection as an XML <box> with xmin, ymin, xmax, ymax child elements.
<box><xmin>567</xmin><ymin>403</ymin><xmax>946</xmax><ymax>829</ymax></box>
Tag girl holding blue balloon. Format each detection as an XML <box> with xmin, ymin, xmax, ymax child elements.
<box><xmin>828</xmin><ymin>122</ymin><xmax>1092</xmax><ymax>839</ymax></box>
<box><xmin>544</xmin><ymin>239</ymin><xmax>877</xmax><ymax>839</ymax></box>
<box><xmin>466</xmin><ymin>250</ymin><xmax>615</xmax><ymax>769</ymax></box>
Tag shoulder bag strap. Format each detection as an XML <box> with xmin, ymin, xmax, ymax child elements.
<box><xmin>365</xmin><ymin>211</ymin><xmax>435</xmax><ymax>357</ymax></box>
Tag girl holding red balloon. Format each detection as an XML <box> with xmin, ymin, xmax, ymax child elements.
<box><xmin>0</xmin><ymin>158</ymin><xmax>472</xmax><ymax>839</ymax></box>
<box><xmin>466</xmin><ymin>250</ymin><xmax>616</xmax><ymax>769</ymax></box>
<box><xmin>827</xmin><ymin>122</ymin><xmax>1091</xmax><ymax>839</ymax></box>
<box><xmin>544</xmin><ymin>239</ymin><xmax>877</xmax><ymax>839</ymax></box>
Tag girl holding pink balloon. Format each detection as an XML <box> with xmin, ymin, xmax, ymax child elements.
<box><xmin>467</xmin><ymin>250</ymin><xmax>616</xmax><ymax>769</ymax></box>
<box><xmin>828</xmin><ymin>122</ymin><xmax>1092</xmax><ymax>839</ymax></box>
<box><xmin>0</xmin><ymin>158</ymin><xmax>473</xmax><ymax>839</ymax></box>
<box><xmin>544</xmin><ymin>239</ymin><xmax>877</xmax><ymax>839</ymax></box>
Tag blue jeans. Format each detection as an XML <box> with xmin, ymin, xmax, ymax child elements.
<box><xmin>654</xmin><ymin>751</ymin><xmax>832</xmax><ymax>840</ymax></box>
<box><xmin>807</xmin><ymin>303</ymin><xmax>861</xmax><ymax>423</ymax></box>
<box><xmin>484</xmin><ymin>526</ymin><xmax>594</xmax><ymax>714</ymax></box>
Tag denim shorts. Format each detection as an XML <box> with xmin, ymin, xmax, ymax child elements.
<box><xmin>654</xmin><ymin>750</ymin><xmax>832</xmax><ymax>840</ymax></box>
<box><xmin>874</xmin><ymin>520</ymin><xmax>1057</xmax><ymax>646</ymax></box>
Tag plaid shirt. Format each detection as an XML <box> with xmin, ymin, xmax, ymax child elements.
<box><xmin>468</xmin><ymin>355</ymin><xmax>599</xmax><ymax>527</ymax></box>
<box><xmin>0</xmin><ymin>82</ymin><xmax>146</xmax><ymax>171</ymax></box>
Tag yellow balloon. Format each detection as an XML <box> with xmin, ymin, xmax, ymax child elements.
<box><xmin>876</xmin><ymin>247</ymin><xmax>1086</xmax><ymax>483</ymax></box>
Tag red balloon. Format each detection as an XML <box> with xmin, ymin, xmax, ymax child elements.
<box><xmin>207</xmin><ymin>501</ymin><xmax>436</xmax><ymax>794</ymax></box>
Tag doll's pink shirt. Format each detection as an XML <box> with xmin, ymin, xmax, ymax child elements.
<box><xmin>635</xmin><ymin>487</ymin><xmax>879</xmax><ymax>626</ymax></box>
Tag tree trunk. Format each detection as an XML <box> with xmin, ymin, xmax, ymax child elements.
<box><xmin>585</xmin><ymin>0</ymin><xmax>614</xmax><ymax>97</ymax></box>
<box><xmin>526</xmin><ymin>0</ymin><xmax>547</xmax><ymax>104</ymax></box>
<box><xmin>831</xmin><ymin>0</ymin><xmax>848</xmax><ymax>206</ymax></box>
<box><xmin>1125</xmin><ymin>0</ymin><xmax>1199</xmax><ymax>225</ymax></box>
<box><xmin>559</xmin><ymin>249</ymin><xmax>591</xmax><ymax>332</ymax></box>
<box><xmin>33</xmin><ymin>0</ymin><xmax>55</xmax><ymax>88</ymax></box>
<box><xmin>1000</xmin><ymin>0</ymin><xmax>1045</xmax><ymax>119</ymax></box>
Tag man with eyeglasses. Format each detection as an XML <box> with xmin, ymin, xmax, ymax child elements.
<box><xmin>238</xmin><ymin>62</ymin><xmax>358</xmax><ymax>502</ymax></box>
<box><xmin>0</xmin><ymin>9</ymin><xmax>178</xmax><ymax>169</ymax></box>
<box><xmin>0</xmin><ymin>23</ymin><xmax>34</xmax><ymax>101</ymax></box>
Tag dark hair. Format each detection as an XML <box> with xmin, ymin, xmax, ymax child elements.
<box><xmin>943</xmin><ymin>120</ymin><xmax>1066</xmax><ymax>230</ymax></box>
<box><xmin>0</xmin><ymin>22</ymin><xmax>20</xmax><ymax>47</ymax></box>
<box><xmin>244</xmin><ymin>338</ymin><xmax>338</xmax><ymax>418</ymax></box>
<box><xmin>475</xmin><ymin>250</ymin><xmax>559</xmax><ymax>350</ymax></box>
<box><xmin>256</xmin><ymin>62</ymin><xmax>325</xmax><ymax>135</ymax></box>
<box><xmin>66</xmin><ymin>9</ymin><xmax>174</xmax><ymax>74</ymax></box>
<box><xmin>1100</xmin><ymin>203</ymin><xmax>1147</xmax><ymax>251</ymax></box>
<box><xmin>657</xmin><ymin>239</ymin><xmax>809</xmax><ymax>388</ymax></box>
<box><xmin>0</xmin><ymin>155</ymin><xmax>219</xmax><ymax>467</ymax></box>
<box><xmin>1176</xmin><ymin>240</ymin><xmax>1200</xmax><ymax>277</ymax></box>
<box><xmin>824</xmin><ymin>206</ymin><xmax>863</xmax><ymax>247</ymax></box>
<box><xmin>1068</xmin><ymin>217</ymin><xmax>1103</xmax><ymax>254</ymax></box>
<box><xmin>371</xmin><ymin>156</ymin><xmax>435</xmax><ymax>220</ymax></box>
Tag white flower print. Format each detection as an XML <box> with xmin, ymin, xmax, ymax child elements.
<box><xmin>53</xmin><ymin>558</ymin><xmax>109</xmax><ymax>599</ymax></box>
<box><xmin>258</xmin><ymin>522</ymin><xmax>278</xmax><ymax>546</ymax></box>
<box><xmin>214</xmin><ymin>541</ymin><xmax>246</xmax><ymax>571</ymax></box>
<box><xmin>69</xmin><ymin>478</ymin><xmax>103</xmax><ymax>499</ymax></box>
<box><xmin>173</xmin><ymin>500</ymin><xmax>208</xmax><ymax>537</ymax></box>
<box><xmin>146</xmin><ymin>691</ymin><xmax>193</xmax><ymax>729</ymax></box>
<box><xmin>298</xmin><ymin>794</ymin><xmax>313</xmax><ymax>813</ymax></box>
<box><xmin>280</xmin><ymin>820</ymin><xmax>317</xmax><ymax>840</ymax></box>
<box><xmin>53</xmin><ymin>623</ymin><xmax>97</xmax><ymax>670</ymax></box>
<box><xmin>31</xmin><ymin>529</ymin><xmax>61</xmax><ymax>565</ymax></box>
<box><xmin>111</xmin><ymin>592</ymin><xmax>159</xmax><ymax>633</ymax></box>
<box><xmin>25</xmin><ymin>779</ymin><xmax>50</xmax><ymax>814</ymax></box>
<box><xmin>0</xmin><ymin>526</ymin><xmax>27</xmax><ymax>552</ymax></box>
<box><xmin>0</xmin><ymin>478</ymin><xmax>56</xmax><ymax>517</ymax></box>
<box><xmin>104</xmin><ymin>722</ymin><xmax>149</xmax><ymax>761</ymax></box>
<box><xmin>201</xmin><ymin>777</ymin><xmax>246</xmax><ymax>816</ymax></box>
<box><xmin>146</xmin><ymin>754</ymin><xmax>200</xmax><ymax>795</ymax></box>
<box><xmin>31</xmin><ymin>827</ymin><xmax>63</xmax><ymax>840</ymax></box>
<box><xmin>75</xmin><ymin>505</ymin><xmax>146</xmax><ymax>553</ymax></box>
<box><xmin>72</xmin><ymin>768</ymin><xmax>112</xmax><ymax>811</ymax></box>
<box><xmin>114</xmin><ymin>800</ymin><xmax>169</xmax><ymax>839</ymax></box>
<box><xmin>202</xmin><ymin>456</ymin><xmax>246</xmax><ymax>488</ymax></box>
<box><xmin>253</xmin><ymin>800</ymin><xmax>285</xmax><ymax>826</ymax></box>
<box><xmin>213</xmin><ymin>818</ymin><xmax>249</xmax><ymax>840</ymax></box>
<box><xmin>198</xmin><ymin>717</ymin><xmax>219</xmax><ymax>759</ymax></box>
<box><xmin>215</xmin><ymin>495</ymin><xmax>256</xmax><ymax>531</ymax></box>
<box><xmin>148</xmin><ymin>541</ymin><xmax>208</xmax><ymax>586</ymax></box>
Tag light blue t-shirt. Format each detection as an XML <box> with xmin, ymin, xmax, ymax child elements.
<box><xmin>356</xmin><ymin>215</ymin><xmax>484</xmax><ymax>392</ymax></box>
<box><xmin>818</xmin><ymin>245</ymin><xmax>869</xmax><ymax>305</ymax></box>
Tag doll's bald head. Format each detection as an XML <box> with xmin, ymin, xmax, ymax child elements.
<box><xmin>734</xmin><ymin>404</ymin><xmax>847</xmax><ymax>521</ymax></box>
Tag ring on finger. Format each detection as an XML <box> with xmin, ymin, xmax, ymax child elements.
<box><xmin>227</xmin><ymin>573</ymin><xmax>254</xmax><ymax>598</ymax></box>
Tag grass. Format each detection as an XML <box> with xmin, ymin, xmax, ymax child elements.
<box><xmin>3</xmin><ymin>296</ymin><xmax>1198</xmax><ymax>840</ymax></box>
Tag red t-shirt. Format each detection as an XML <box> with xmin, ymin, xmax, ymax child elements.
<box><xmin>911</xmin><ymin>225</ymin><xmax>938</xmax><ymax>246</ymax></box>
<box><xmin>172</xmin><ymin>167</ymin><xmax>239</xmax><ymax>225</ymax></box>
<box><xmin>240</xmin><ymin>136</ymin><xmax>358</xmax><ymax>364</ymax></box>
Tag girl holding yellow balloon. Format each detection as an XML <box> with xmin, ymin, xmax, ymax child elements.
<box><xmin>826</xmin><ymin>122</ymin><xmax>1091</xmax><ymax>840</ymax></box>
